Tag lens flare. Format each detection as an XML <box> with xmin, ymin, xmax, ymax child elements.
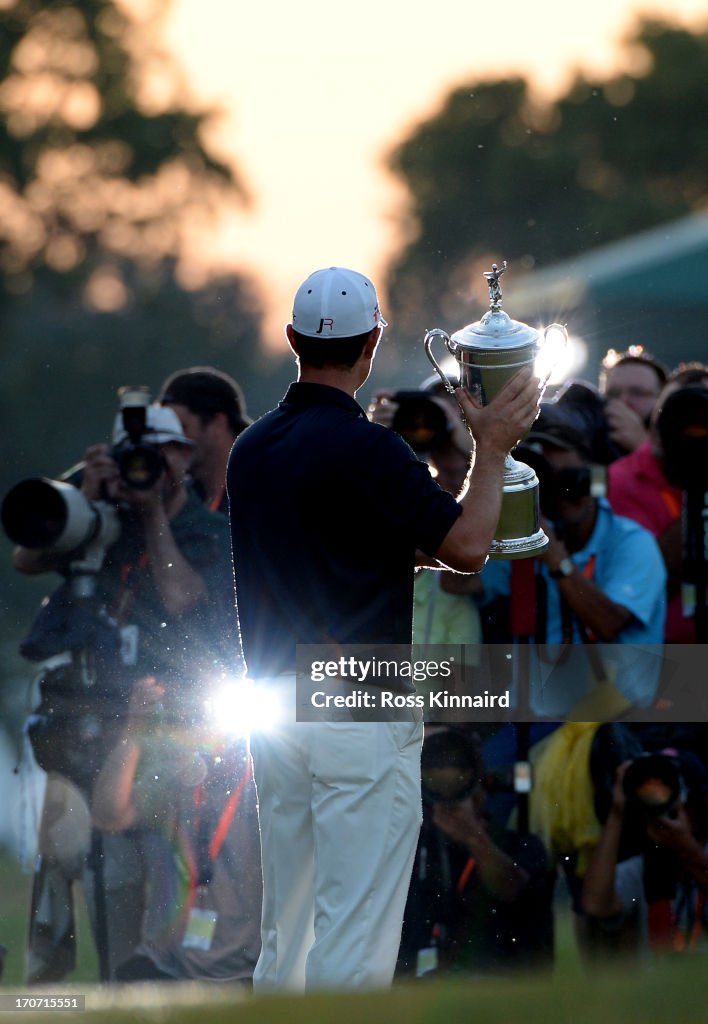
<box><xmin>204</xmin><ymin>676</ymin><xmax>282</xmax><ymax>738</ymax></box>
<box><xmin>536</xmin><ymin>331</ymin><xmax>587</xmax><ymax>386</ymax></box>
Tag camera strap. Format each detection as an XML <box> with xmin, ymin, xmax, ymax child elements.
<box><xmin>457</xmin><ymin>856</ymin><xmax>477</xmax><ymax>894</ymax></box>
<box><xmin>556</xmin><ymin>555</ymin><xmax>597</xmax><ymax>640</ymax></box>
<box><xmin>208</xmin><ymin>483</ymin><xmax>226</xmax><ymax>514</ymax></box>
<box><xmin>189</xmin><ymin>758</ymin><xmax>252</xmax><ymax>892</ymax></box>
<box><xmin>112</xmin><ymin>552</ymin><xmax>151</xmax><ymax>625</ymax></box>
<box><xmin>556</xmin><ymin>556</ymin><xmax>612</xmax><ymax>684</ymax></box>
<box><xmin>648</xmin><ymin>888</ymin><xmax>705</xmax><ymax>952</ymax></box>
<box><xmin>672</xmin><ymin>888</ymin><xmax>705</xmax><ymax>952</ymax></box>
<box><xmin>659</xmin><ymin>487</ymin><xmax>681</xmax><ymax>520</ymax></box>
<box><xmin>537</xmin><ymin>555</ymin><xmax>607</xmax><ymax>678</ymax></box>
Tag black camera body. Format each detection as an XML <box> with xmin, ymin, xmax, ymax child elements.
<box><xmin>111</xmin><ymin>385</ymin><xmax>166</xmax><ymax>490</ymax></box>
<box><xmin>535</xmin><ymin>380</ymin><xmax>624</xmax><ymax>466</ymax></box>
<box><xmin>420</xmin><ymin>727</ymin><xmax>485</xmax><ymax>805</ymax></box>
<box><xmin>112</xmin><ymin>440</ymin><xmax>166</xmax><ymax>491</ymax></box>
<box><xmin>513</xmin><ymin>441</ymin><xmax>591</xmax><ymax>524</ymax></box>
<box><xmin>656</xmin><ymin>384</ymin><xmax>708</xmax><ymax>492</ymax></box>
<box><xmin>391</xmin><ymin>391</ymin><xmax>452</xmax><ymax>453</ymax></box>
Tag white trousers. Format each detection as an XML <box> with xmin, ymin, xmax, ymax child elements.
<box><xmin>249</xmin><ymin>709</ymin><xmax>423</xmax><ymax>992</ymax></box>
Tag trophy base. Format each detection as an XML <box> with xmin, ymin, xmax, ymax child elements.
<box><xmin>487</xmin><ymin>527</ymin><xmax>549</xmax><ymax>561</ymax></box>
<box><xmin>486</xmin><ymin>455</ymin><xmax>548</xmax><ymax>560</ymax></box>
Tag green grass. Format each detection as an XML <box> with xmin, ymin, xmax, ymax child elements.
<box><xmin>0</xmin><ymin>967</ymin><xmax>705</xmax><ymax>1024</ymax></box>
<box><xmin>0</xmin><ymin>849</ymin><xmax>703</xmax><ymax>1024</ymax></box>
<box><xmin>0</xmin><ymin>850</ymin><xmax>97</xmax><ymax>987</ymax></box>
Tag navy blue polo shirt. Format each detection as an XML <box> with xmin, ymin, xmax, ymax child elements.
<box><xmin>227</xmin><ymin>382</ymin><xmax>462</xmax><ymax>679</ymax></box>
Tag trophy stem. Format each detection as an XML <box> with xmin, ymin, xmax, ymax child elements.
<box><xmin>487</xmin><ymin>455</ymin><xmax>549</xmax><ymax>560</ymax></box>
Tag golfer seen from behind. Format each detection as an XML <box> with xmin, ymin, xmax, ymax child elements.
<box><xmin>227</xmin><ymin>266</ymin><xmax>541</xmax><ymax>992</ymax></box>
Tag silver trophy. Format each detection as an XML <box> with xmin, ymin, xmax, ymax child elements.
<box><xmin>424</xmin><ymin>261</ymin><xmax>567</xmax><ymax>559</ymax></box>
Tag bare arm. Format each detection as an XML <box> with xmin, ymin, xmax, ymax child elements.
<box><xmin>582</xmin><ymin>764</ymin><xmax>628</xmax><ymax>918</ymax></box>
<box><xmin>581</xmin><ymin>808</ymin><xmax>625</xmax><ymax>917</ymax></box>
<box><xmin>91</xmin><ymin>676</ymin><xmax>165</xmax><ymax>832</ymax></box>
<box><xmin>113</xmin><ymin>450</ymin><xmax>207</xmax><ymax>615</ymax></box>
<box><xmin>433</xmin><ymin>798</ymin><xmax>530</xmax><ymax>903</ymax></box>
<box><xmin>604</xmin><ymin>399</ymin><xmax>649</xmax><ymax>454</ymax></box>
<box><xmin>542</xmin><ymin>525</ymin><xmax>633</xmax><ymax>640</ymax></box>
<box><xmin>552</xmin><ymin>574</ymin><xmax>632</xmax><ymax>641</ymax></box>
<box><xmin>139</xmin><ymin>502</ymin><xmax>208</xmax><ymax>615</ymax></box>
<box><xmin>435</xmin><ymin>368</ymin><xmax>541</xmax><ymax>573</ymax></box>
<box><xmin>13</xmin><ymin>547</ymin><xmax>67</xmax><ymax>575</ymax></box>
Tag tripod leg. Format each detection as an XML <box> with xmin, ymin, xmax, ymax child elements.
<box><xmin>88</xmin><ymin>830</ymin><xmax>110</xmax><ymax>982</ymax></box>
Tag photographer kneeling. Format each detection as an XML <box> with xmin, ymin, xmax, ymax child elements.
<box><xmin>92</xmin><ymin>675</ymin><xmax>261</xmax><ymax>983</ymax></box>
<box><xmin>397</xmin><ymin>727</ymin><xmax>553</xmax><ymax>978</ymax></box>
<box><xmin>582</xmin><ymin>752</ymin><xmax>708</xmax><ymax>957</ymax></box>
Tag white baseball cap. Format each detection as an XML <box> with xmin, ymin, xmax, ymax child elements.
<box><xmin>112</xmin><ymin>403</ymin><xmax>193</xmax><ymax>446</ymax></box>
<box><xmin>291</xmin><ymin>267</ymin><xmax>387</xmax><ymax>339</ymax></box>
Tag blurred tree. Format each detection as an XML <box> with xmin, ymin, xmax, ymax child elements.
<box><xmin>0</xmin><ymin>0</ymin><xmax>281</xmax><ymax>499</ymax></box>
<box><xmin>0</xmin><ymin>0</ymin><xmax>246</xmax><ymax>300</ymax></box>
<box><xmin>0</xmin><ymin>0</ymin><xmax>285</xmax><ymax>730</ymax></box>
<box><xmin>386</xmin><ymin>18</ymin><xmax>708</xmax><ymax>341</ymax></box>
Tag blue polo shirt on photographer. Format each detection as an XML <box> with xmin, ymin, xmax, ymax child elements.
<box><xmin>227</xmin><ymin>382</ymin><xmax>461</xmax><ymax>680</ymax></box>
<box><xmin>478</xmin><ymin>498</ymin><xmax>666</xmax><ymax>716</ymax></box>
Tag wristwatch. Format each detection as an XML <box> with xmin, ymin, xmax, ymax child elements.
<box><xmin>549</xmin><ymin>557</ymin><xmax>574</xmax><ymax>579</ymax></box>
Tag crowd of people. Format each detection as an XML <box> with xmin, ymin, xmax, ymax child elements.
<box><xmin>4</xmin><ymin>267</ymin><xmax>708</xmax><ymax>992</ymax></box>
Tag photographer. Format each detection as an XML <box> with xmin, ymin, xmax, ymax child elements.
<box><xmin>608</xmin><ymin>363</ymin><xmax>708</xmax><ymax>644</ymax></box>
<box><xmin>478</xmin><ymin>419</ymin><xmax>666</xmax><ymax>717</ymax></box>
<box><xmin>158</xmin><ymin>366</ymin><xmax>252</xmax><ymax>516</ymax></box>
<box><xmin>582</xmin><ymin>752</ymin><xmax>708</xmax><ymax>956</ymax></box>
<box><xmin>368</xmin><ymin>380</ymin><xmax>484</xmax><ymax>646</ymax></box>
<box><xmin>15</xmin><ymin>406</ymin><xmax>219</xmax><ymax>591</ymax></box>
<box><xmin>8</xmin><ymin>401</ymin><xmax>236</xmax><ymax>981</ymax></box>
<box><xmin>599</xmin><ymin>349</ymin><xmax>668</xmax><ymax>456</ymax></box>
<box><xmin>91</xmin><ymin>675</ymin><xmax>261</xmax><ymax>983</ymax></box>
<box><xmin>397</xmin><ymin>727</ymin><xmax>553</xmax><ymax>977</ymax></box>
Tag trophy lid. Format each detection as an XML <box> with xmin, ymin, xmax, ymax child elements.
<box><xmin>449</xmin><ymin>262</ymin><xmax>541</xmax><ymax>352</ymax></box>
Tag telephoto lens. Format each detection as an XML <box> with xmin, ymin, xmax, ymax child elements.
<box><xmin>622</xmin><ymin>754</ymin><xmax>684</xmax><ymax>818</ymax></box>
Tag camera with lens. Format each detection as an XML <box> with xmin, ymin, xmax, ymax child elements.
<box><xmin>656</xmin><ymin>384</ymin><xmax>708</xmax><ymax>493</ymax></box>
<box><xmin>533</xmin><ymin>380</ymin><xmax>624</xmax><ymax>466</ymax></box>
<box><xmin>2</xmin><ymin>477</ymin><xmax>123</xmax><ymax>792</ymax></box>
<box><xmin>421</xmin><ymin>728</ymin><xmax>485</xmax><ymax>805</ymax></box>
<box><xmin>390</xmin><ymin>391</ymin><xmax>452</xmax><ymax>453</ymax></box>
<box><xmin>111</xmin><ymin>385</ymin><xmax>167</xmax><ymax>490</ymax></box>
<box><xmin>514</xmin><ymin>425</ymin><xmax>592</xmax><ymax>526</ymax></box>
<box><xmin>622</xmin><ymin>753</ymin><xmax>686</xmax><ymax>819</ymax></box>
<box><xmin>2</xmin><ymin>477</ymin><xmax>120</xmax><ymax>590</ymax></box>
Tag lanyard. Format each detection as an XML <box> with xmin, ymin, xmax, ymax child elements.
<box><xmin>559</xmin><ymin>555</ymin><xmax>597</xmax><ymax>644</ymax></box>
<box><xmin>191</xmin><ymin>759</ymin><xmax>252</xmax><ymax>890</ymax></box>
<box><xmin>659</xmin><ymin>487</ymin><xmax>681</xmax><ymax>520</ymax></box>
<box><xmin>456</xmin><ymin>857</ymin><xmax>477</xmax><ymax>894</ymax></box>
<box><xmin>428</xmin><ymin>853</ymin><xmax>477</xmax><ymax>950</ymax></box>
<box><xmin>673</xmin><ymin>887</ymin><xmax>705</xmax><ymax>952</ymax></box>
<box><xmin>649</xmin><ymin>889</ymin><xmax>705</xmax><ymax>952</ymax></box>
<box><xmin>112</xmin><ymin>552</ymin><xmax>151</xmax><ymax>625</ymax></box>
<box><xmin>208</xmin><ymin>483</ymin><xmax>226</xmax><ymax>514</ymax></box>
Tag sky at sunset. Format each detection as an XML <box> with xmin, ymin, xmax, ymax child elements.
<box><xmin>158</xmin><ymin>0</ymin><xmax>708</xmax><ymax>338</ymax></box>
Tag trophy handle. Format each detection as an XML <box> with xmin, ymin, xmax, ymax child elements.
<box><xmin>538</xmin><ymin>322</ymin><xmax>568</xmax><ymax>388</ymax></box>
<box><xmin>423</xmin><ymin>329</ymin><xmax>457</xmax><ymax>397</ymax></box>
